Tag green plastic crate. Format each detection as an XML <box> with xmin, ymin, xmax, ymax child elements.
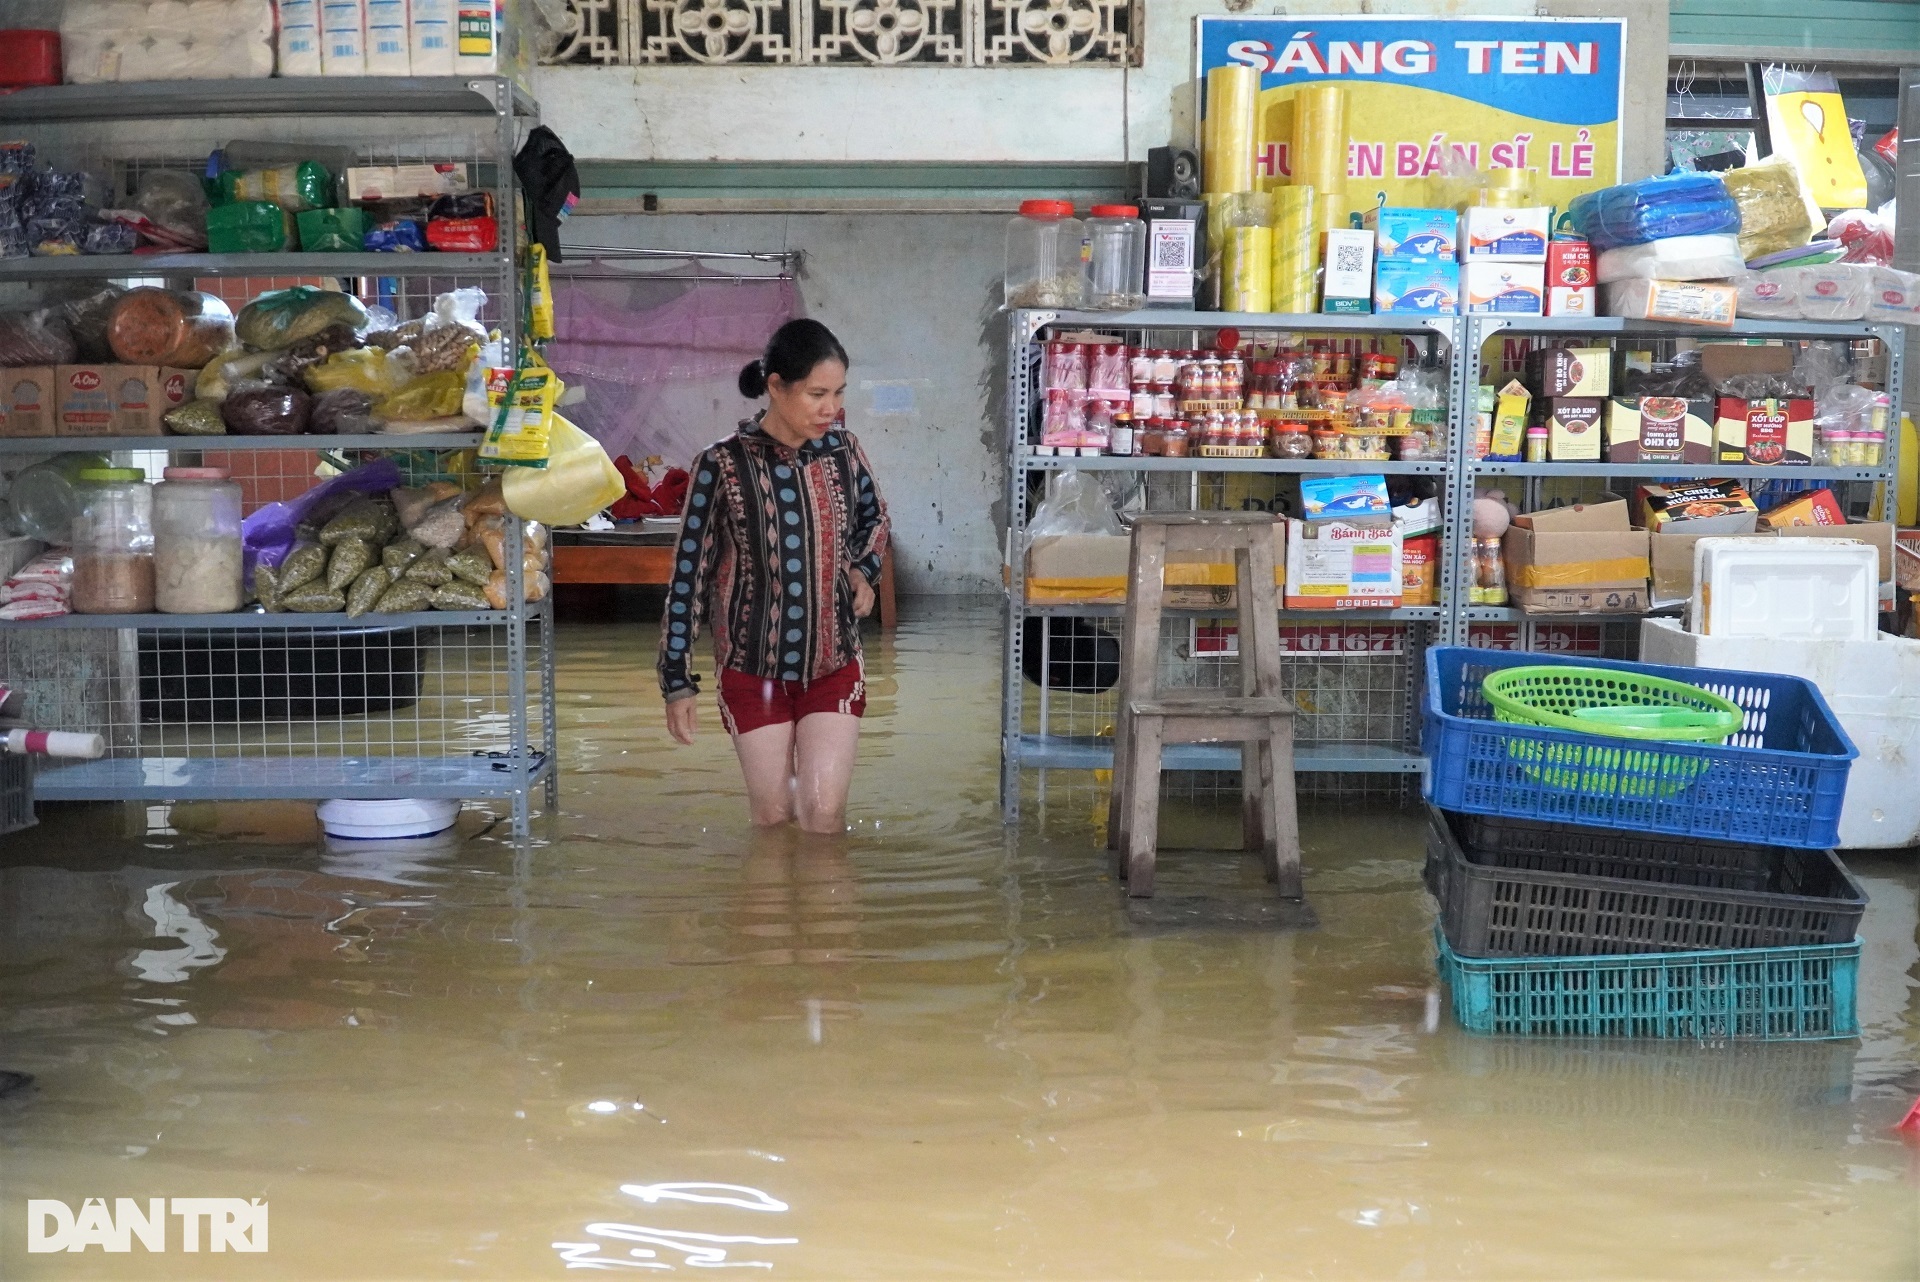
<box><xmin>1434</xmin><ymin>926</ymin><xmax>1859</xmax><ymax>1040</ymax></box>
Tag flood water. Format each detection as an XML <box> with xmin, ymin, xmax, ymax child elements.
<box><xmin>2</xmin><ymin>604</ymin><xmax>1917</xmax><ymax>1280</ymax></box>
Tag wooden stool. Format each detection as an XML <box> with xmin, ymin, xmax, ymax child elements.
<box><xmin>1104</xmin><ymin>513</ymin><xmax>1302</xmax><ymax>900</ymax></box>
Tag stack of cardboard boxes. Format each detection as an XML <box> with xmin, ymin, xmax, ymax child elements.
<box><xmin>0</xmin><ymin>365</ymin><xmax>194</xmax><ymax>438</ymax></box>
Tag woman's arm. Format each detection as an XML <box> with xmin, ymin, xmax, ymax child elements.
<box><xmin>844</xmin><ymin>433</ymin><xmax>891</xmax><ymax>587</ymax></box>
<box><xmin>658</xmin><ymin>449</ymin><xmax>725</xmax><ymax>702</ymax></box>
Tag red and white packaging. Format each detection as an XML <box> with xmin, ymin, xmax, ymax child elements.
<box><xmin>1087</xmin><ymin>343</ymin><xmax>1130</xmax><ymax>399</ymax></box>
<box><xmin>1043</xmin><ymin>342</ymin><xmax>1087</xmax><ymax>393</ymax></box>
<box><xmin>1546</xmin><ymin>240</ymin><xmax>1596</xmax><ymax>317</ymax></box>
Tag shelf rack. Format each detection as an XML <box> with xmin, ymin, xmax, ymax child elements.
<box><xmin>1000</xmin><ymin>307</ymin><xmax>1906</xmax><ymax>824</ymax></box>
<box><xmin>0</xmin><ymin>77</ymin><xmax>555</xmax><ymax>838</ymax></box>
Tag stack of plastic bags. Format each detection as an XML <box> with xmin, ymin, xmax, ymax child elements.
<box><xmin>0</xmin><ymin>553</ymin><xmax>71</xmax><ymax>620</ymax></box>
<box><xmin>1571</xmin><ymin>166</ymin><xmax>1919</xmax><ymax>328</ymax></box>
<box><xmin>61</xmin><ymin>0</ymin><xmax>275</xmax><ymax>84</ymax></box>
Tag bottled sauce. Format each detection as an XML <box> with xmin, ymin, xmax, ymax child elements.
<box><xmin>1471</xmin><ymin>537</ymin><xmax>1508</xmax><ymax>605</ymax></box>
<box><xmin>1004</xmin><ymin>200</ymin><xmax>1085</xmax><ymax>309</ymax></box>
<box><xmin>153</xmin><ymin>466</ymin><xmax>244</xmax><ymax>614</ymax></box>
<box><xmin>1109</xmin><ymin>412</ymin><xmax>1135</xmax><ymax>456</ymax></box>
<box><xmin>70</xmin><ymin>466</ymin><xmax>153</xmax><ymax>615</ymax></box>
<box><xmin>1084</xmin><ymin>204</ymin><xmax>1147</xmax><ymax>310</ymax></box>
<box><xmin>1525</xmin><ymin>423</ymin><xmax>1549</xmax><ymax>463</ymax></box>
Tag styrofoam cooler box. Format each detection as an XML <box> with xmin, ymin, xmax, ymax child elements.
<box><xmin>1693</xmin><ymin>537</ymin><xmax>1878</xmax><ymax>641</ymax></box>
<box><xmin>1641</xmin><ymin>618</ymin><xmax>1920</xmax><ymax>848</ymax></box>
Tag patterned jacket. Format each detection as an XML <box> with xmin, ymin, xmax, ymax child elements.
<box><xmin>659</xmin><ymin>416</ymin><xmax>890</xmax><ymax>701</ymax></box>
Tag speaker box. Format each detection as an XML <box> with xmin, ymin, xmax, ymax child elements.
<box><xmin>1146</xmin><ymin>146</ymin><xmax>1200</xmax><ymax>200</ymax></box>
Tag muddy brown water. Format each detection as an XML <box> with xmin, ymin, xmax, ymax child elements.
<box><xmin>1</xmin><ymin>606</ymin><xmax>1916</xmax><ymax>1279</ymax></box>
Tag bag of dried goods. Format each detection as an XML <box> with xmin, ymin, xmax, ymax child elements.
<box><xmin>0</xmin><ymin>307</ymin><xmax>77</xmax><ymax>364</ymax></box>
<box><xmin>1720</xmin><ymin>157</ymin><xmax>1820</xmax><ymax>261</ymax></box>
<box><xmin>235</xmin><ymin>286</ymin><xmax>368</xmax><ymax>351</ymax></box>
<box><xmin>309</xmin><ymin>388</ymin><xmax>379</xmax><ymax>435</ymax></box>
<box><xmin>220</xmin><ymin>382</ymin><xmax>311</xmax><ymax>435</ymax></box>
<box><xmin>326</xmin><ymin>537</ymin><xmax>374</xmax><ymax>592</ymax></box>
<box><xmin>217</xmin><ymin>162</ymin><xmax>332</xmax><ymax>214</ymax></box>
<box><xmin>163</xmin><ymin>400</ymin><xmax>226</xmax><ymax>436</ymax></box>
<box><xmin>374</xmin><ymin>370</ymin><xmax>465</xmax><ymax>422</ymax></box>
<box><xmin>403</xmin><ymin>549</ymin><xmax>453</xmax><ymax>585</ymax></box>
<box><xmin>414</xmin><ymin>286</ymin><xmax>487</xmax><ymax>373</ymax></box>
<box><xmin>411</xmin><ymin>498</ymin><xmax>466</xmax><ymax>550</ymax></box>
<box><xmin>431</xmin><ymin>581</ymin><xmax>489</xmax><ymax>611</ymax></box>
<box><xmin>302</xmin><ymin>346</ymin><xmax>410</xmax><ymax>398</ymax></box>
<box><xmin>345</xmin><ymin>566</ymin><xmax>389</xmax><ymax>618</ymax></box>
<box><xmin>281</xmin><ymin>584</ymin><xmax>345</xmax><ymax>613</ymax></box>
<box><xmin>393</xmin><ymin>482</ymin><xmax>462</xmax><ymax>529</ymax></box>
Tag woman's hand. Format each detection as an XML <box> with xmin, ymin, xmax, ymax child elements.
<box><xmin>666</xmin><ymin>697</ymin><xmax>698</xmax><ymax>745</ymax></box>
<box><xmin>849</xmin><ymin>570</ymin><xmax>875</xmax><ymax>620</ymax></box>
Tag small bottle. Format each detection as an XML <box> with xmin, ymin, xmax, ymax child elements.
<box><xmin>1110</xmin><ymin>412</ymin><xmax>1135</xmax><ymax>457</ymax></box>
<box><xmin>1525</xmin><ymin>423</ymin><xmax>1549</xmax><ymax>463</ymax></box>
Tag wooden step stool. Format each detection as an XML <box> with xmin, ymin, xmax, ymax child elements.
<box><xmin>1105</xmin><ymin>513</ymin><xmax>1302</xmax><ymax>900</ymax></box>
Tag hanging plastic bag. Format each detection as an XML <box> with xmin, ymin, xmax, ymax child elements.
<box><xmin>1028</xmin><ymin>469</ymin><xmax>1124</xmax><ymax>538</ymax></box>
<box><xmin>501</xmin><ymin>414</ymin><xmax>625</xmax><ymax>526</ymax></box>
<box><xmin>477</xmin><ymin>362</ymin><xmax>561</xmax><ymax>467</ymax></box>
<box><xmin>527</xmin><ymin>245</ymin><xmax>555</xmax><ymax>342</ymax></box>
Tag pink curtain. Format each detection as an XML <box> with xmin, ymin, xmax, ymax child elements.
<box><xmin>545</xmin><ymin>266</ymin><xmax>799</xmax><ymax>465</ymax></box>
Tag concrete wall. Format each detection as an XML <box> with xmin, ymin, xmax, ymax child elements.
<box><xmin>537</xmin><ymin>0</ymin><xmax>1670</xmax><ymax>181</ymax></box>
<box><xmin>568</xmin><ymin>212</ymin><xmax>1008</xmax><ymax>595</ymax></box>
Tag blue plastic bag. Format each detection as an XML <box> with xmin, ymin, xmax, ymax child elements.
<box><xmin>1566</xmin><ymin>174</ymin><xmax>1740</xmax><ymax>252</ymax></box>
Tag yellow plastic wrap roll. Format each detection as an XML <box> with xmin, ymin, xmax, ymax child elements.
<box><xmin>1289</xmin><ymin>84</ymin><xmax>1348</xmax><ymax>196</ymax></box>
<box><xmin>1203</xmin><ymin>64</ymin><xmax>1259</xmax><ymax>194</ymax></box>
<box><xmin>1257</xmin><ymin>92</ymin><xmax>1294</xmax><ymax>192</ymax></box>
<box><xmin>1270</xmin><ymin>185</ymin><xmax>1316</xmax><ymax>313</ymax></box>
<box><xmin>1483</xmin><ymin>166</ymin><xmax>1536</xmax><ymax>208</ymax></box>
<box><xmin>1223</xmin><ymin>226</ymin><xmax>1274</xmax><ymax>312</ymax></box>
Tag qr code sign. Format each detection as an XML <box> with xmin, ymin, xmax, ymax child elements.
<box><xmin>1334</xmin><ymin>243</ymin><xmax>1367</xmax><ymax>274</ymax></box>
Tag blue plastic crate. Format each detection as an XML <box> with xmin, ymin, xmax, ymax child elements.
<box><xmin>1435</xmin><ymin>927</ymin><xmax>1860</xmax><ymax>1040</ymax></box>
<box><xmin>1423</xmin><ymin>648</ymin><xmax>1856</xmax><ymax>849</ymax></box>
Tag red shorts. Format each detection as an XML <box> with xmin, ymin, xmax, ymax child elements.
<box><xmin>717</xmin><ymin>662</ymin><xmax>866</xmax><ymax>736</ymax></box>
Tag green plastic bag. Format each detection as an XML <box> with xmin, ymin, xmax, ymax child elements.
<box><xmin>218</xmin><ymin>162</ymin><xmax>331</xmax><ymax>214</ymax></box>
<box><xmin>235</xmin><ymin>286</ymin><xmax>368</xmax><ymax>351</ymax></box>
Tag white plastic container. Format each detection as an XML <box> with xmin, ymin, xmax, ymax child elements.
<box><xmin>1641</xmin><ymin>618</ymin><xmax>1920</xmax><ymax>848</ymax></box>
<box><xmin>317</xmin><ymin>797</ymin><xmax>459</xmax><ymax>839</ymax></box>
<box><xmin>1692</xmin><ymin>536</ymin><xmax>1878</xmax><ymax>641</ymax></box>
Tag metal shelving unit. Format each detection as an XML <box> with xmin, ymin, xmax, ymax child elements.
<box><xmin>1452</xmin><ymin>313</ymin><xmax>1904</xmax><ymax>654</ymax></box>
<box><xmin>1000</xmin><ymin>307</ymin><xmax>1909</xmax><ymax>823</ymax></box>
<box><xmin>1000</xmin><ymin>307</ymin><xmax>1465</xmax><ymax>822</ymax></box>
<box><xmin>0</xmin><ymin>77</ymin><xmax>555</xmax><ymax>838</ymax></box>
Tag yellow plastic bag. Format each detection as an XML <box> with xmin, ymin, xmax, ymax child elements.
<box><xmin>501</xmin><ymin>414</ymin><xmax>625</xmax><ymax>526</ymax></box>
<box><xmin>478</xmin><ymin>363</ymin><xmax>561</xmax><ymax>467</ymax></box>
<box><xmin>374</xmin><ymin>370</ymin><xmax>466</xmax><ymax>421</ymax></box>
<box><xmin>304</xmin><ymin>346</ymin><xmax>408</xmax><ymax>398</ymax></box>
<box><xmin>528</xmin><ymin>245</ymin><xmax>555</xmax><ymax>343</ymax></box>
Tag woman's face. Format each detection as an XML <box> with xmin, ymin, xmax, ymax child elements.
<box><xmin>767</xmin><ymin>360</ymin><xmax>847</xmax><ymax>440</ymax></box>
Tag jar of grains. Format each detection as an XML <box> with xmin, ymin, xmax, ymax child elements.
<box><xmin>153</xmin><ymin>466</ymin><xmax>244</xmax><ymax>613</ymax></box>
<box><xmin>71</xmin><ymin>466</ymin><xmax>153</xmax><ymax>614</ymax></box>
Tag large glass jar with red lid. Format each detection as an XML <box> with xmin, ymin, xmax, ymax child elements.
<box><xmin>1085</xmin><ymin>204</ymin><xmax>1146</xmax><ymax>310</ymax></box>
<box><xmin>1005</xmin><ymin>200</ymin><xmax>1085</xmax><ymax>309</ymax></box>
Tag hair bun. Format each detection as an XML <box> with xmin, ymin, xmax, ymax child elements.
<box><xmin>736</xmin><ymin>357</ymin><xmax>768</xmax><ymax>399</ymax></box>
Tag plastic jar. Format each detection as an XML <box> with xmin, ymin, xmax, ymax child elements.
<box><xmin>1273</xmin><ymin>424</ymin><xmax>1313</xmax><ymax>459</ymax></box>
<box><xmin>153</xmin><ymin>466</ymin><xmax>243</xmax><ymax>614</ymax></box>
<box><xmin>1084</xmin><ymin>204</ymin><xmax>1146</xmax><ymax>311</ymax></box>
<box><xmin>1005</xmin><ymin>200</ymin><xmax>1085</xmax><ymax>309</ymax></box>
<box><xmin>70</xmin><ymin>467</ymin><xmax>153</xmax><ymax>614</ymax></box>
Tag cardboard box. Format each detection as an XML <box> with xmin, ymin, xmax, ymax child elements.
<box><xmin>1502</xmin><ymin>498</ymin><xmax>1649</xmax><ymax>603</ymax></box>
<box><xmin>1300</xmin><ymin>473</ymin><xmax>1390</xmax><ymax>525</ymax></box>
<box><xmin>1715</xmin><ymin>396</ymin><xmax>1814</xmax><ymax>465</ymax></box>
<box><xmin>1639</xmin><ymin>481</ymin><xmax>1760</xmax><ymax>535</ymax></box>
<box><xmin>1401</xmin><ymin>533</ymin><xmax>1439</xmax><ymax>606</ymax></box>
<box><xmin>1605</xmin><ymin>395</ymin><xmax>1715</xmax><ymax>463</ymax></box>
<box><xmin>1284</xmin><ymin>518</ymin><xmax>1401</xmax><ymax>609</ymax></box>
<box><xmin>1373</xmin><ymin>259</ymin><xmax>1457</xmax><ymax>314</ymax></box>
<box><xmin>1528</xmin><ymin>346</ymin><xmax>1611</xmax><ymax>398</ymax></box>
<box><xmin>56</xmin><ymin>364</ymin><xmax>167</xmax><ymax>437</ymax></box>
<box><xmin>1514</xmin><ymin>584</ymin><xmax>1649</xmax><ymax>615</ymax></box>
<box><xmin>1698</xmin><ymin>342</ymin><xmax>1793</xmax><ymax>387</ymax></box>
<box><xmin>1536</xmin><ymin>397</ymin><xmax>1604</xmax><ymax>461</ymax></box>
<box><xmin>1321</xmin><ymin>228</ymin><xmax>1375</xmax><ymax>314</ymax></box>
<box><xmin>1762</xmin><ymin>488</ymin><xmax>1846</xmax><ymax>528</ymax></box>
<box><xmin>1652</xmin><ymin>523</ymin><xmax>1895</xmax><ymax>607</ymax></box>
<box><xmin>1024</xmin><ymin>528</ymin><xmax>1291</xmax><ymax>605</ymax></box>
<box><xmin>0</xmin><ymin>366</ymin><xmax>53</xmax><ymax>437</ymax></box>
<box><xmin>1461</xmin><ymin>206</ymin><xmax>1550</xmax><ymax>260</ymax></box>
<box><xmin>1463</xmin><ymin>261</ymin><xmax>1545</xmax><ymax>313</ymax></box>
<box><xmin>346</xmin><ymin>163</ymin><xmax>466</xmax><ymax>202</ymax></box>
<box><xmin>1363</xmin><ymin>206</ymin><xmax>1457</xmax><ymax>261</ymax></box>
<box><xmin>1546</xmin><ymin>240</ymin><xmax>1597</xmax><ymax>316</ymax></box>
<box><xmin>1489</xmin><ymin>379</ymin><xmax>1529</xmax><ymax>459</ymax></box>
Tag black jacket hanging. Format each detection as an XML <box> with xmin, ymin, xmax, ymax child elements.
<box><xmin>514</xmin><ymin>126</ymin><xmax>581</xmax><ymax>262</ymax></box>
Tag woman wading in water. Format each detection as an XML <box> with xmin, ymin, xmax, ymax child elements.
<box><xmin>659</xmin><ymin>320</ymin><xmax>890</xmax><ymax>834</ymax></box>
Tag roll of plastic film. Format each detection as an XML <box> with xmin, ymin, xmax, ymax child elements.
<box><xmin>1203</xmin><ymin>64</ymin><xmax>1260</xmax><ymax>194</ymax></box>
<box><xmin>1270</xmin><ymin>185</ymin><xmax>1316</xmax><ymax>312</ymax></box>
<box><xmin>1484</xmin><ymin>166</ymin><xmax>1536</xmax><ymax>207</ymax></box>
<box><xmin>1257</xmin><ymin>91</ymin><xmax>1294</xmax><ymax>192</ymax></box>
<box><xmin>1289</xmin><ymin>84</ymin><xmax>1348</xmax><ymax>198</ymax></box>
<box><xmin>1224</xmin><ymin>226</ymin><xmax>1274</xmax><ymax>312</ymax></box>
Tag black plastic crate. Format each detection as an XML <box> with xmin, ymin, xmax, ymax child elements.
<box><xmin>1425</xmin><ymin>806</ymin><xmax>1866</xmax><ymax>958</ymax></box>
<box><xmin>138</xmin><ymin>627</ymin><xmax>423</xmax><ymax>724</ymax></box>
<box><xmin>0</xmin><ymin>751</ymin><xmax>32</xmax><ymax>836</ymax></box>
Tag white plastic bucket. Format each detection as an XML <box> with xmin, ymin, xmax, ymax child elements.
<box><xmin>316</xmin><ymin>797</ymin><xmax>460</xmax><ymax>840</ymax></box>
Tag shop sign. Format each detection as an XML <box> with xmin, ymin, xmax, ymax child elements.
<box><xmin>1194</xmin><ymin>622</ymin><xmax>1407</xmax><ymax>656</ymax></box>
<box><xmin>1467</xmin><ymin>623</ymin><xmax>1606</xmax><ymax>653</ymax></box>
<box><xmin>1196</xmin><ymin>16</ymin><xmax>1625</xmax><ymax>213</ymax></box>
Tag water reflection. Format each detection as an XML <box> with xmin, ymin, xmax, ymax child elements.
<box><xmin>555</xmin><ymin>1182</ymin><xmax>797</xmax><ymax>1271</ymax></box>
